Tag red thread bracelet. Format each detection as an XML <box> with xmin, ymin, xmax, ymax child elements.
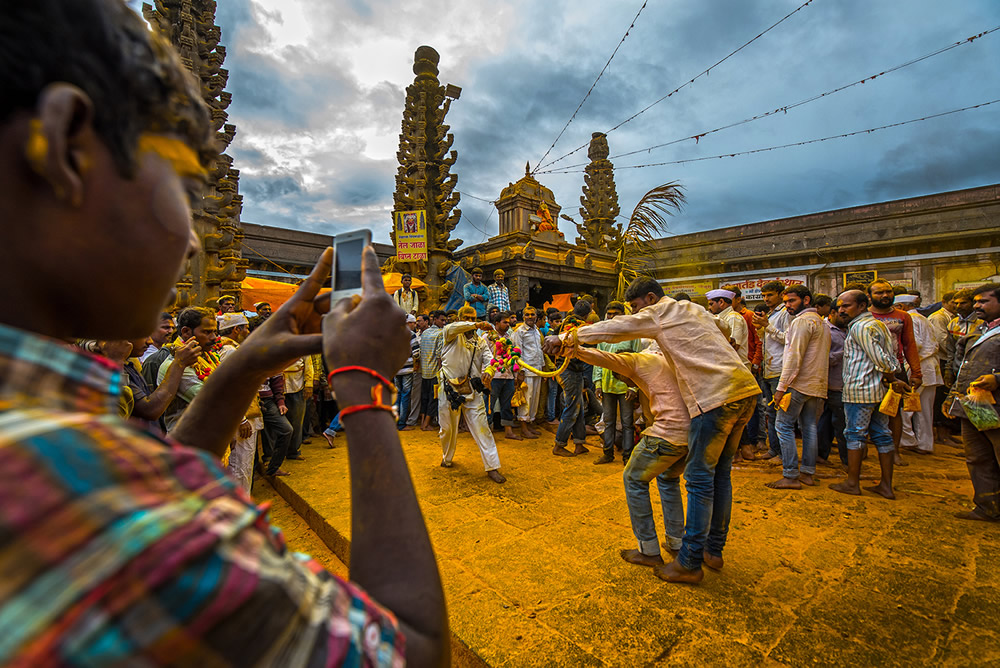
<box><xmin>328</xmin><ymin>365</ymin><xmax>393</xmax><ymax>388</ymax></box>
<box><xmin>339</xmin><ymin>403</ymin><xmax>395</xmax><ymax>419</ymax></box>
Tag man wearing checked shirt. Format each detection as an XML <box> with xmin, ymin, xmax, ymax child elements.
<box><xmin>830</xmin><ymin>290</ymin><xmax>908</xmax><ymax>500</ymax></box>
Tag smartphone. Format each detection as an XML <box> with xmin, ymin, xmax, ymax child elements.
<box><xmin>331</xmin><ymin>229</ymin><xmax>372</xmax><ymax>302</ymax></box>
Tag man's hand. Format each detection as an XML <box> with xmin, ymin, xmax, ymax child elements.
<box><xmin>323</xmin><ymin>247</ymin><xmax>410</xmax><ymax>403</ymax></box>
<box><xmin>481</xmin><ymin>371</ymin><xmax>494</xmax><ymax>387</ymax></box>
<box><xmin>238</xmin><ymin>420</ymin><xmax>253</xmax><ymax>439</ymax></box>
<box><xmin>542</xmin><ymin>334</ymin><xmax>563</xmax><ymax>355</ymax></box>
<box><xmin>595</xmin><ymin>387</ymin><xmax>603</xmax><ymax>401</ymax></box>
<box><xmin>625</xmin><ymin>389</ymin><xmax>637</xmax><ymax>402</ymax></box>
<box><xmin>971</xmin><ymin>374</ymin><xmax>999</xmax><ymax>392</ymax></box>
<box><xmin>304</xmin><ymin>386</ymin><xmax>314</xmax><ymax>400</ymax></box>
<box><xmin>752</xmin><ymin>363</ymin><xmax>761</xmax><ymax>375</ymax></box>
<box><xmin>890</xmin><ymin>380</ymin><xmax>910</xmax><ymax>394</ymax></box>
<box><xmin>752</xmin><ymin>312</ymin><xmax>768</xmax><ymax>328</ymax></box>
<box><xmin>174</xmin><ymin>339</ymin><xmax>202</xmax><ymax>368</ymax></box>
<box><xmin>476</xmin><ymin>321</ymin><xmax>494</xmax><ymax>331</ymax></box>
<box><xmin>773</xmin><ymin>389</ymin><xmax>785</xmax><ymax>407</ymax></box>
<box><xmin>910</xmin><ymin>377</ymin><xmax>922</xmax><ymax>391</ymax></box>
<box><xmin>278</xmin><ymin>404</ymin><xmax>288</xmax><ymax>415</ymax></box>
<box><xmin>235</xmin><ymin>248</ymin><xmax>333</xmax><ymax>379</ymax></box>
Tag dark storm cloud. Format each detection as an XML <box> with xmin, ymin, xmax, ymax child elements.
<box><xmin>212</xmin><ymin>0</ymin><xmax>1000</xmax><ymax>243</ymax></box>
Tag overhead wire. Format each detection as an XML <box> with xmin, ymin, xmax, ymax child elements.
<box><xmin>532</xmin><ymin>0</ymin><xmax>649</xmax><ymax>173</ymax></box>
<box><xmin>540</xmin><ymin>25</ymin><xmax>1000</xmax><ymax>172</ymax></box>
<box><xmin>536</xmin><ymin>0</ymin><xmax>819</xmax><ymax>172</ymax></box>
<box><xmin>540</xmin><ymin>99</ymin><xmax>1000</xmax><ymax>173</ymax></box>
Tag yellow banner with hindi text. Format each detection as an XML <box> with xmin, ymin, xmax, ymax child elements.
<box><xmin>394</xmin><ymin>210</ymin><xmax>428</xmax><ymax>261</ymax></box>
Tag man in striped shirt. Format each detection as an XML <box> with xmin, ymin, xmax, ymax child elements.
<box><xmin>830</xmin><ymin>290</ymin><xmax>908</xmax><ymax>499</ymax></box>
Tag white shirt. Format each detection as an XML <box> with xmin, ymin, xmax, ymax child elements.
<box><xmin>763</xmin><ymin>305</ymin><xmax>791</xmax><ymax>379</ymax></box>
<box><xmin>512</xmin><ymin>324</ymin><xmax>544</xmax><ymax>376</ymax></box>
<box><xmin>717</xmin><ymin>306</ymin><xmax>749</xmax><ymax>367</ymax></box>
<box><xmin>441</xmin><ymin>322</ymin><xmax>487</xmax><ymax>383</ymax></box>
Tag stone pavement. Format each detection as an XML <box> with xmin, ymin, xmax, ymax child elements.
<box><xmin>257</xmin><ymin>427</ymin><xmax>1000</xmax><ymax>667</ymax></box>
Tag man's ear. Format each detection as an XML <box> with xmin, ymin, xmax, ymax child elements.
<box><xmin>28</xmin><ymin>83</ymin><xmax>95</xmax><ymax>207</ymax></box>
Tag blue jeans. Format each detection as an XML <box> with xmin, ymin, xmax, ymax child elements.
<box><xmin>491</xmin><ymin>378</ymin><xmax>516</xmax><ymax>427</ymax></box>
<box><xmin>395</xmin><ymin>372</ymin><xmax>413</xmax><ymax>429</ymax></box>
<box><xmin>555</xmin><ymin>367</ymin><xmax>587</xmax><ymax>445</ymax></box>
<box><xmin>678</xmin><ymin>397</ymin><xmax>756</xmax><ymax>571</ymax></box>
<box><xmin>546</xmin><ymin>378</ymin><xmax>559</xmax><ymax>421</ymax></box>
<box><xmin>845</xmin><ymin>402</ymin><xmax>895</xmax><ymax>454</ymax></box>
<box><xmin>624</xmin><ymin>435</ymin><xmax>688</xmax><ymax>556</ymax></box>
<box><xmin>818</xmin><ymin>389</ymin><xmax>848</xmax><ymax>465</ymax></box>
<box><xmin>762</xmin><ymin>377</ymin><xmax>781</xmax><ymax>456</ymax></box>
<box><xmin>602</xmin><ymin>392</ymin><xmax>635</xmax><ymax>460</ymax></box>
<box><xmin>284</xmin><ymin>390</ymin><xmax>306</xmax><ymax>457</ymax></box>
<box><xmin>775</xmin><ymin>388</ymin><xmax>824</xmax><ymax>479</ymax></box>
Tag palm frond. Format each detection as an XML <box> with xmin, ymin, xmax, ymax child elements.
<box><xmin>614</xmin><ymin>182</ymin><xmax>685</xmax><ymax>299</ymax></box>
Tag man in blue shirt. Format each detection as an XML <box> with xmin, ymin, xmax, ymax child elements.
<box><xmin>464</xmin><ymin>267</ymin><xmax>489</xmax><ymax>319</ymax></box>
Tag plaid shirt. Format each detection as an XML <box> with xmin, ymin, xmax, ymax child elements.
<box><xmin>842</xmin><ymin>312</ymin><xmax>899</xmax><ymax>404</ymax></box>
<box><xmin>0</xmin><ymin>323</ymin><xmax>404</xmax><ymax>666</ymax></box>
<box><xmin>487</xmin><ymin>283</ymin><xmax>510</xmax><ymax>312</ymax></box>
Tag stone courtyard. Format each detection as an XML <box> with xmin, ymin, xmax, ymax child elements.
<box><xmin>256</xmin><ymin>429</ymin><xmax>1000</xmax><ymax>667</ymax></box>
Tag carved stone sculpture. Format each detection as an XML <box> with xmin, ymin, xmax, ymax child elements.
<box><xmin>577</xmin><ymin>132</ymin><xmax>623</xmax><ymax>251</ymax></box>
<box><xmin>388</xmin><ymin>46</ymin><xmax>463</xmax><ymax>310</ymax></box>
<box><xmin>143</xmin><ymin>0</ymin><xmax>248</xmax><ymax>310</ymax></box>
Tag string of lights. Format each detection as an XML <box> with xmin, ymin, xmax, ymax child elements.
<box><xmin>543</xmin><ymin>25</ymin><xmax>999</xmax><ymax>172</ymax></box>
<box><xmin>538</xmin><ymin>99</ymin><xmax>999</xmax><ymax>174</ymax></box>
<box><xmin>532</xmin><ymin>0</ymin><xmax>649</xmax><ymax>173</ymax></box>
<box><xmin>536</xmin><ymin>0</ymin><xmax>818</xmax><ymax>172</ymax></box>
<box><xmin>457</xmin><ymin>190</ymin><xmax>498</xmax><ymax>204</ymax></box>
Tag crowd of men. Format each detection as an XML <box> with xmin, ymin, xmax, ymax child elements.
<box><xmin>3</xmin><ymin>2</ymin><xmax>999</xmax><ymax>663</ymax></box>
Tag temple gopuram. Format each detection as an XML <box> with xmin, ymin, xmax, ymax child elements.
<box><xmin>144</xmin><ymin>0</ymin><xmax>248</xmax><ymax>311</ymax></box>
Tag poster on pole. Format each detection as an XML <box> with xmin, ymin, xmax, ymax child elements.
<box><xmin>394</xmin><ymin>210</ymin><xmax>427</xmax><ymax>261</ymax></box>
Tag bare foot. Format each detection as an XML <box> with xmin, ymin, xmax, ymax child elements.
<box><xmin>323</xmin><ymin>433</ymin><xmax>336</xmax><ymax>449</ymax></box>
<box><xmin>400</xmin><ymin>425</ymin><xmax>416</xmax><ymax>431</ymax></box>
<box><xmin>894</xmin><ymin>453</ymin><xmax>908</xmax><ymax>467</ymax></box>
<box><xmin>267</xmin><ymin>469</ymin><xmax>290</xmax><ymax>477</ymax></box>
<box><xmin>829</xmin><ymin>480</ymin><xmax>861</xmax><ymax>496</ymax></box>
<box><xmin>573</xmin><ymin>443</ymin><xmax>590</xmax><ymax>455</ymax></box>
<box><xmin>620</xmin><ymin>548</ymin><xmax>664</xmax><ymax>567</ymax></box>
<box><xmin>440</xmin><ymin>461</ymin><xmax>454</xmax><ymax>468</ymax></box>
<box><xmin>487</xmin><ymin>470</ymin><xmax>507</xmax><ymax>484</ymax></box>
<box><xmin>504</xmin><ymin>429</ymin><xmax>523</xmax><ymax>441</ymax></box>
<box><xmin>703</xmin><ymin>551</ymin><xmax>724</xmax><ymax>571</ymax></box>
<box><xmin>864</xmin><ymin>482</ymin><xmax>896</xmax><ymax>499</ymax></box>
<box><xmin>765</xmin><ymin>477</ymin><xmax>802</xmax><ymax>490</ymax></box>
<box><xmin>521</xmin><ymin>426</ymin><xmax>539</xmax><ymax>440</ymax></box>
<box><xmin>799</xmin><ymin>474</ymin><xmax>817</xmax><ymax>486</ymax></box>
<box><xmin>816</xmin><ymin>457</ymin><xmax>830</xmax><ymax>467</ymax></box>
<box><xmin>661</xmin><ymin>542</ymin><xmax>679</xmax><ymax>557</ymax></box>
<box><xmin>739</xmin><ymin>445</ymin><xmax>756</xmax><ymax>461</ymax></box>
<box><xmin>421</xmin><ymin>425</ymin><xmax>436</xmax><ymax>432</ymax></box>
<box><xmin>654</xmin><ymin>558</ymin><xmax>704</xmax><ymax>584</ymax></box>
<box><xmin>553</xmin><ymin>444</ymin><xmax>576</xmax><ymax>457</ymax></box>
<box><xmin>954</xmin><ymin>509</ymin><xmax>999</xmax><ymax>522</ymax></box>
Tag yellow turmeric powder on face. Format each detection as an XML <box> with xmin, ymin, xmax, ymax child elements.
<box><xmin>137</xmin><ymin>134</ymin><xmax>206</xmax><ymax>178</ymax></box>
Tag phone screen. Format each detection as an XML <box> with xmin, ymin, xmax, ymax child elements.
<box><xmin>334</xmin><ymin>238</ymin><xmax>365</xmax><ymax>291</ymax></box>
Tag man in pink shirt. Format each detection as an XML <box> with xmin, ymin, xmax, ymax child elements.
<box><xmin>767</xmin><ymin>285</ymin><xmax>831</xmax><ymax>490</ymax></box>
<box><xmin>573</xmin><ymin>343</ymin><xmax>690</xmax><ymax>571</ymax></box>
<box><xmin>544</xmin><ymin>278</ymin><xmax>759</xmax><ymax>584</ymax></box>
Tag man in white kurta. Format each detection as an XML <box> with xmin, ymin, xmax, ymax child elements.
<box><xmin>512</xmin><ymin>306</ymin><xmax>545</xmax><ymax>437</ymax></box>
<box><xmin>897</xmin><ymin>295</ymin><xmax>942</xmax><ymax>454</ymax></box>
<box><xmin>707</xmin><ymin>289</ymin><xmax>749</xmax><ymax>367</ymax></box>
<box><xmin>439</xmin><ymin>306</ymin><xmax>506</xmax><ymax>483</ymax></box>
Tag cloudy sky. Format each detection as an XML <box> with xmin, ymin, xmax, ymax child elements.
<box><xmin>165</xmin><ymin>0</ymin><xmax>1000</xmax><ymax>244</ymax></box>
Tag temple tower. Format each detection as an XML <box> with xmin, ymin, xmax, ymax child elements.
<box><xmin>143</xmin><ymin>0</ymin><xmax>248</xmax><ymax>311</ymax></box>
<box><xmin>496</xmin><ymin>163</ymin><xmax>563</xmax><ymax>237</ymax></box>
<box><xmin>387</xmin><ymin>46</ymin><xmax>463</xmax><ymax>310</ymax></box>
<box><xmin>577</xmin><ymin>132</ymin><xmax>622</xmax><ymax>250</ymax></box>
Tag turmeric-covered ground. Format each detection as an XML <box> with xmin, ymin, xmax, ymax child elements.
<box><xmin>257</xmin><ymin>428</ymin><xmax>1000</xmax><ymax>667</ymax></box>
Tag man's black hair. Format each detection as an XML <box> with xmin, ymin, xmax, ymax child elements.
<box><xmin>761</xmin><ymin>281</ymin><xmax>786</xmax><ymax>294</ymax></box>
<box><xmin>624</xmin><ymin>278</ymin><xmax>664</xmax><ymax>303</ymax></box>
<box><xmin>972</xmin><ymin>283</ymin><xmax>1000</xmax><ymax>300</ymax></box>
<box><xmin>783</xmin><ymin>284</ymin><xmax>812</xmax><ymax>301</ymax></box>
<box><xmin>673</xmin><ymin>292</ymin><xmax>690</xmax><ymax>302</ymax></box>
<box><xmin>572</xmin><ymin>300</ymin><xmax>592</xmax><ymax>318</ymax></box>
<box><xmin>177</xmin><ymin>306</ymin><xmax>214</xmax><ymax>332</ymax></box>
<box><xmin>430</xmin><ymin>309</ymin><xmax>446</xmax><ymax>319</ymax></box>
<box><xmin>813</xmin><ymin>294</ymin><xmax>833</xmax><ymax>309</ymax></box>
<box><xmin>1</xmin><ymin>0</ymin><xmax>214</xmax><ymax>176</ymax></box>
<box><xmin>545</xmin><ymin>307</ymin><xmax>559</xmax><ymax>316</ymax></box>
<box><xmin>160</xmin><ymin>312</ymin><xmax>173</xmax><ymax>321</ymax></box>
